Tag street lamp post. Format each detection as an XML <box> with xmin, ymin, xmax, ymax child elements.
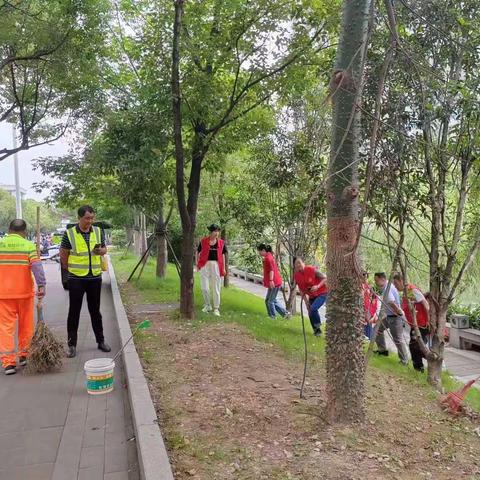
<box><xmin>11</xmin><ymin>126</ymin><xmax>22</xmax><ymax>219</ymax></box>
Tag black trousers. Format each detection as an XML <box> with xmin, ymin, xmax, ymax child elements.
<box><xmin>67</xmin><ymin>277</ymin><xmax>104</xmax><ymax>347</ymax></box>
<box><xmin>409</xmin><ymin>326</ymin><xmax>429</xmax><ymax>371</ymax></box>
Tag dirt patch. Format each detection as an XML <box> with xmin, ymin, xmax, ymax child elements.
<box><xmin>130</xmin><ymin>312</ymin><xmax>480</xmax><ymax>480</ymax></box>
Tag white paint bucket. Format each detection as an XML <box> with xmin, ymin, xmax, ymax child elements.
<box><xmin>84</xmin><ymin>358</ymin><xmax>115</xmax><ymax>395</ymax></box>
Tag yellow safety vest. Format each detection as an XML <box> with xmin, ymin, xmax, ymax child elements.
<box><xmin>66</xmin><ymin>226</ymin><xmax>102</xmax><ymax>277</ymax></box>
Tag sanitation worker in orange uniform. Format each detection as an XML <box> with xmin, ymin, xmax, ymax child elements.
<box><xmin>0</xmin><ymin>219</ymin><xmax>46</xmax><ymax>375</ymax></box>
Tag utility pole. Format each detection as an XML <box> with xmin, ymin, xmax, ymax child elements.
<box><xmin>12</xmin><ymin>126</ymin><xmax>23</xmax><ymax>219</ymax></box>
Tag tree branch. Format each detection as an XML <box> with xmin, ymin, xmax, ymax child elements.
<box><xmin>206</xmin><ymin>28</ymin><xmax>329</xmax><ymax>135</ymax></box>
<box><xmin>1</xmin><ymin>31</ymin><xmax>71</xmax><ymax>70</ymax></box>
<box><xmin>0</xmin><ymin>120</ymin><xmax>70</xmax><ymax>162</ymax></box>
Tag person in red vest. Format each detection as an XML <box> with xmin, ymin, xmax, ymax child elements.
<box><xmin>257</xmin><ymin>244</ymin><xmax>290</xmax><ymax>320</ymax></box>
<box><xmin>196</xmin><ymin>224</ymin><xmax>227</xmax><ymax>316</ymax></box>
<box><xmin>362</xmin><ymin>271</ymin><xmax>378</xmax><ymax>340</ymax></box>
<box><xmin>393</xmin><ymin>272</ymin><xmax>430</xmax><ymax>372</ymax></box>
<box><xmin>293</xmin><ymin>256</ymin><xmax>327</xmax><ymax>336</ymax></box>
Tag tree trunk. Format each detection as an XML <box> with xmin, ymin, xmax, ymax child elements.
<box><xmin>155</xmin><ymin>198</ymin><xmax>168</xmax><ymax>278</ymax></box>
<box><xmin>286</xmin><ymin>284</ymin><xmax>297</xmax><ymax>314</ymax></box>
<box><xmin>125</xmin><ymin>225</ymin><xmax>134</xmax><ymax>249</ymax></box>
<box><xmin>133</xmin><ymin>212</ymin><xmax>140</xmax><ymax>256</ymax></box>
<box><xmin>325</xmin><ymin>0</ymin><xmax>371</xmax><ymax>423</ymax></box>
<box><xmin>172</xmin><ymin>0</ymin><xmax>195</xmax><ymax>318</ymax></box>
<box><xmin>221</xmin><ymin>226</ymin><xmax>229</xmax><ymax>287</ymax></box>
<box><xmin>427</xmin><ymin>298</ymin><xmax>447</xmax><ymax>389</ymax></box>
<box><xmin>139</xmin><ymin>213</ymin><xmax>147</xmax><ymax>257</ymax></box>
<box><xmin>180</xmin><ymin>228</ymin><xmax>195</xmax><ymax>318</ymax></box>
<box><xmin>156</xmin><ymin>234</ymin><xmax>168</xmax><ymax>278</ymax></box>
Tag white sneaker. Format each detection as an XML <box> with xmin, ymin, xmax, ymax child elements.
<box><xmin>213</xmin><ymin>309</ymin><xmax>220</xmax><ymax>317</ymax></box>
<box><xmin>284</xmin><ymin>311</ymin><xmax>291</xmax><ymax>319</ymax></box>
<box><xmin>202</xmin><ymin>306</ymin><xmax>212</xmax><ymax>313</ymax></box>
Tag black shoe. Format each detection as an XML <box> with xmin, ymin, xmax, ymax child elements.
<box><xmin>314</xmin><ymin>328</ymin><xmax>322</xmax><ymax>337</ymax></box>
<box><xmin>18</xmin><ymin>356</ymin><xmax>27</xmax><ymax>367</ymax></box>
<box><xmin>414</xmin><ymin>367</ymin><xmax>424</xmax><ymax>373</ymax></box>
<box><xmin>374</xmin><ymin>350</ymin><xmax>389</xmax><ymax>357</ymax></box>
<box><xmin>98</xmin><ymin>342</ymin><xmax>111</xmax><ymax>353</ymax></box>
<box><xmin>67</xmin><ymin>346</ymin><xmax>76</xmax><ymax>358</ymax></box>
<box><xmin>4</xmin><ymin>365</ymin><xmax>16</xmax><ymax>375</ymax></box>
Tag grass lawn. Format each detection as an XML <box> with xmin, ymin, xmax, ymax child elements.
<box><xmin>111</xmin><ymin>253</ymin><xmax>480</xmax><ymax>411</ymax></box>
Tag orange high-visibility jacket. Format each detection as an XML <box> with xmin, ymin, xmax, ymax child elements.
<box><xmin>0</xmin><ymin>234</ymin><xmax>40</xmax><ymax>299</ymax></box>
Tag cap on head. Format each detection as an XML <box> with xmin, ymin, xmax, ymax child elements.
<box><xmin>208</xmin><ymin>224</ymin><xmax>221</xmax><ymax>232</ymax></box>
<box><xmin>9</xmin><ymin>219</ymin><xmax>27</xmax><ymax>233</ymax></box>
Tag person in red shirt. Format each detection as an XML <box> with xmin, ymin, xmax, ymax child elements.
<box><xmin>393</xmin><ymin>273</ymin><xmax>430</xmax><ymax>372</ymax></box>
<box><xmin>257</xmin><ymin>244</ymin><xmax>290</xmax><ymax>319</ymax></box>
<box><xmin>293</xmin><ymin>257</ymin><xmax>327</xmax><ymax>336</ymax></box>
<box><xmin>362</xmin><ymin>271</ymin><xmax>378</xmax><ymax>340</ymax></box>
<box><xmin>196</xmin><ymin>224</ymin><xmax>227</xmax><ymax>316</ymax></box>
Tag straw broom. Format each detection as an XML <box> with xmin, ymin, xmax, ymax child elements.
<box><xmin>25</xmin><ymin>299</ymin><xmax>65</xmax><ymax>374</ymax></box>
<box><xmin>24</xmin><ymin>207</ymin><xmax>65</xmax><ymax>374</ymax></box>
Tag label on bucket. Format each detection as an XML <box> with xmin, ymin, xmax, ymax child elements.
<box><xmin>87</xmin><ymin>377</ymin><xmax>114</xmax><ymax>391</ymax></box>
<box><xmin>87</xmin><ymin>373</ymin><xmax>113</xmax><ymax>381</ymax></box>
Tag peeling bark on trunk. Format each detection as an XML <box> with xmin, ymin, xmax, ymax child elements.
<box><xmin>325</xmin><ymin>0</ymin><xmax>371</xmax><ymax>423</ymax></box>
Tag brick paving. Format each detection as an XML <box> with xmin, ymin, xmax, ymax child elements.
<box><xmin>0</xmin><ymin>262</ymin><xmax>139</xmax><ymax>480</ymax></box>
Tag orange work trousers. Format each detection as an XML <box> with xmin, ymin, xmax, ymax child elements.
<box><xmin>0</xmin><ymin>297</ymin><xmax>34</xmax><ymax>368</ymax></box>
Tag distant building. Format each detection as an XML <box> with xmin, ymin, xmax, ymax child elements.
<box><xmin>0</xmin><ymin>183</ymin><xmax>27</xmax><ymax>200</ymax></box>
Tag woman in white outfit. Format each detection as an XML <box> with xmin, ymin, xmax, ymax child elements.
<box><xmin>196</xmin><ymin>224</ymin><xmax>227</xmax><ymax>316</ymax></box>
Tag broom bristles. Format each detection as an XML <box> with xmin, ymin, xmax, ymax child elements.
<box><xmin>24</xmin><ymin>322</ymin><xmax>65</xmax><ymax>374</ymax></box>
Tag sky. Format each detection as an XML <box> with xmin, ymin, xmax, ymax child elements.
<box><xmin>0</xmin><ymin>122</ymin><xmax>69</xmax><ymax>201</ymax></box>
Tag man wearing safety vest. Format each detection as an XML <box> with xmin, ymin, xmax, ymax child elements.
<box><xmin>60</xmin><ymin>205</ymin><xmax>110</xmax><ymax>358</ymax></box>
<box><xmin>0</xmin><ymin>219</ymin><xmax>46</xmax><ymax>375</ymax></box>
<box><xmin>196</xmin><ymin>224</ymin><xmax>227</xmax><ymax>316</ymax></box>
<box><xmin>393</xmin><ymin>272</ymin><xmax>430</xmax><ymax>372</ymax></box>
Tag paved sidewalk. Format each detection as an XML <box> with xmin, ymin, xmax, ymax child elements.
<box><xmin>230</xmin><ymin>275</ymin><xmax>480</xmax><ymax>384</ymax></box>
<box><xmin>0</xmin><ymin>262</ymin><xmax>138</xmax><ymax>480</ymax></box>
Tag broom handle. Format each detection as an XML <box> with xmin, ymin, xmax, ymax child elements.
<box><xmin>37</xmin><ymin>297</ymin><xmax>44</xmax><ymax>324</ymax></box>
<box><xmin>111</xmin><ymin>322</ymin><xmax>145</xmax><ymax>363</ymax></box>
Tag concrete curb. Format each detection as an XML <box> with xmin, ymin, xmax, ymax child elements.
<box><xmin>108</xmin><ymin>257</ymin><xmax>174</xmax><ymax>480</ymax></box>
